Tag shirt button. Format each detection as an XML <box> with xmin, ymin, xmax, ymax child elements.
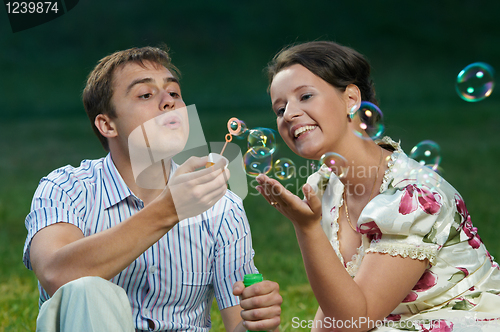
<box><xmin>149</xmin><ymin>266</ymin><xmax>156</xmax><ymax>274</ymax></box>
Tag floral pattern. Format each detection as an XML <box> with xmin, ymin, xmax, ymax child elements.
<box><xmin>420</xmin><ymin>320</ymin><xmax>453</xmax><ymax>332</ymax></box>
<box><xmin>385</xmin><ymin>314</ymin><xmax>401</xmax><ymax>322</ymax></box>
<box><xmin>357</xmin><ymin>220</ymin><xmax>382</xmax><ymax>242</ymax></box>
<box><xmin>402</xmin><ymin>270</ymin><xmax>438</xmax><ymax>303</ymax></box>
<box><xmin>456</xmin><ymin>267</ymin><xmax>469</xmax><ymax>277</ymax></box>
<box><xmin>399</xmin><ymin>184</ymin><xmax>442</xmax><ymax>216</ymax></box>
<box><xmin>455</xmin><ymin>194</ymin><xmax>482</xmax><ymax>249</ymax></box>
<box><xmin>486</xmin><ymin>250</ymin><xmax>500</xmax><ymax>269</ymax></box>
<box><xmin>309</xmin><ymin>138</ymin><xmax>500</xmax><ymax>332</ymax></box>
<box><xmin>412</xmin><ymin>270</ymin><xmax>437</xmax><ymax>292</ymax></box>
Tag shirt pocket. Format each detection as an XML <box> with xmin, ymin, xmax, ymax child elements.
<box><xmin>180</xmin><ymin>271</ymin><xmax>215</xmax><ymax>312</ymax></box>
<box><xmin>181</xmin><ymin>271</ymin><xmax>213</xmax><ymax>286</ymax></box>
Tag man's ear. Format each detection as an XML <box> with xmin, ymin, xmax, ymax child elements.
<box><xmin>95</xmin><ymin>114</ymin><xmax>118</xmax><ymax>138</ymax></box>
<box><xmin>345</xmin><ymin>84</ymin><xmax>362</xmax><ymax>116</ymax></box>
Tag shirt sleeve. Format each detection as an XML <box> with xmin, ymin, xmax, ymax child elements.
<box><xmin>212</xmin><ymin>191</ymin><xmax>258</xmax><ymax>310</ymax></box>
<box><xmin>23</xmin><ymin>171</ymin><xmax>85</xmax><ymax>270</ymax></box>
<box><xmin>357</xmin><ymin>183</ymin><xmax>452</xmax><ymax>266</ymax></box>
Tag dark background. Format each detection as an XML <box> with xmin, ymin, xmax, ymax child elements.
<box><xmin>2</xmin><ymin>1</ymin><xmax>499</xmax><ymax>122</ymax></box>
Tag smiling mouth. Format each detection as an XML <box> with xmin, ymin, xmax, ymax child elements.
<box><xmin>294</xmin><ymin>125</ymin><xmax>318</xmax><ymax>138</ymax></box>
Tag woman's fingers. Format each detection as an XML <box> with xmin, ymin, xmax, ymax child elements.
<box><xmin>256</xmin><ymin>174</ymin><xmax>289</xmax><ymax>207</ymax></box>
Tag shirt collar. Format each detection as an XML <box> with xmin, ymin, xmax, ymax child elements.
<box><xmin>102</xmin><ymin>153</ymin><xmax>135</xmax><ymax>209</ymax></box>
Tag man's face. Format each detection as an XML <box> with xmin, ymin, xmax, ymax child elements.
<box><xmin>109</xmin><ymin>60</ymin><xmax>189</xmax><ymax>158</ymax></box>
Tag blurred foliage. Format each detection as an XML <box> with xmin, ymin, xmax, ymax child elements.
<box><xmin>1</xmin><ymin>0</ymin><xmax>500</xmax><ymax>118</ymax></box>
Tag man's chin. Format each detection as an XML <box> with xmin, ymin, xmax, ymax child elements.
<box><xmin>150</xmin><ymin>145</ymin><xmax>186</xmax><ymax>161</ymax></box>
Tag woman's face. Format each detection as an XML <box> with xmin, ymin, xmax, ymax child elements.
<box><xmin>270</xmin><ymin>64</ymin><xmax>354</xmax><ymax>160</ymax></box>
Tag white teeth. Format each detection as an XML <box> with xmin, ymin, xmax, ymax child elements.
<box><xmin>294</xmin><ymin>125</ymin><xmax>317</xmax><ymax>138</ymax></box>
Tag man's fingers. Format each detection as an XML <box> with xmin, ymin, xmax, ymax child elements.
<box><xmin>171</xmin><ymin>161</ymin><xmax>230</xmax><ymax>188</ymax></box>
<box><xmin>240</xmin><ymin>285</ymin><xmax>282</xmax><ymax>330</ymax></box>
<box><xmin>233</xmin><ymin>281</ymin><xmax>244</xmax><ymax>296</ymax></box>
<box><xmin>238</xmin><ymin>279</ymin><xmax>282</xmax><ymax>332</ymax></box>
<box><xmin>241</xmin><ymin>311</ymin><xmax>281</xmax><ymax>330</ymax></box>
<box><xmin>240</xmin><ymin>281</ymin><xmax>281</xmax><ymax>307</ymax></box>
<box><xmin>175</xmin><ymin>156</ymin><xmax>209</xmax><ymax>174</ymax></box>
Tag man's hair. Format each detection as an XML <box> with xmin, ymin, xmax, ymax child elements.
<box><xmin>82</xmin><ymin>46</ymin><xmax>180</xmax><ymax>151</ymax></box>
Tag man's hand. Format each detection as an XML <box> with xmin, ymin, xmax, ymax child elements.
<box><xmin>233</xmin><ymin>280</ymin><xmax>282</xmax><ymax>331</ymax></box>
<box><xmin>163</xmin><ymin>156</ymin><xmax>230</xmax><ymax>222</ymax></box>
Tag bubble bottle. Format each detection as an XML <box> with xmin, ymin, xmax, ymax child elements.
<box><xmin>243</xmin><ymin>273</ymin><xmax>265</xmax><ymax>332</ymax></box>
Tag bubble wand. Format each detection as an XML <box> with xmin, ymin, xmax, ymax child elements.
<box><xmin>220</xmin><ymin>117</ymin><xmax>243</xmax><ymax>156</ymax></box>
<box><xmin>206</xmin><ymin>117</ymin><xmax>246</xmax><ymax>167</ymax></box>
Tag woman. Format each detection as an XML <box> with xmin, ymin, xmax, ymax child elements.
<box><xmin>256</xmin><ymin>41</ymin><xmax>500</xmax><ymax>331</ymax></box>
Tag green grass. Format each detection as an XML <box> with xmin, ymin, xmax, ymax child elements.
<box><xmin>1</xmin><ymin>98</ymin><xmax>500</xmax><ymax>331</ymax></box>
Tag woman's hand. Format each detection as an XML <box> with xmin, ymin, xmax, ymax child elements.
<box><xmin>255</xmin><ymin>174</ymin><xmax>322</xmax><ymax>231</ymax></box>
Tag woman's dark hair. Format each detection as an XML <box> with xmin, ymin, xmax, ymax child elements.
<box><xmin>267</xmin><ymin>41</ymin><xmax>378</xmax><ymax>105</ymax></box>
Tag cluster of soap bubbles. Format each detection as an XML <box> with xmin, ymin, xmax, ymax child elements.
<box><xmin>456</xmin><ymin>62</ymin><xmax>495</xmax><ymax>102</ymax></box>
<box><xmin>227</xmin><ymin>118</ymin><xmax>297</xmax><ymax>180</ymax></box>
<box><xmin>233</xmin><ymin>60</ymin><xmax>496</xmax><ymax>184</ymax></box>
<box><xmin>235</xmin><ymin>99</ymin><xmax>388</xmax><ymax>181</ymax></box>
<box><xmin>408</xmin><ymin>140</ymin><xmax>443</xmax><ymax>190</ymax></box>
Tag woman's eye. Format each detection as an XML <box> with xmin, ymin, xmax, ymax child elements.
<box><xmin>301</xmin><ymin>93</ymin><xmax>312</xmax><ymax>101</ymax></box>
<box><xmin>139</xmin><ymin>93</ymin><xmax>152</xmax><ymax>99</ymax></box>
<box><xmin>169</xmin><ymin>91</ymin><xmax>180</xmax><ymax>98</ymax></box>
<box><xmin>275</xmin><ymin>107</ymin><xmax>285</xmax><ymax>117</ymax></box>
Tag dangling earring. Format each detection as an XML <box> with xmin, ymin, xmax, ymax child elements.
<box><xmin>348</xmin><ymin>104</ymin><xmax>358</xmax><ymax>121</ymax></box>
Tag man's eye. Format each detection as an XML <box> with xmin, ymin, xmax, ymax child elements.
<box><xmin>139</xmin><ymin>93</ymin><xmax>152</xmax><ymax>99</ymax></box>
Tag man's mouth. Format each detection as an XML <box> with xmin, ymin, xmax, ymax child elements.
<box><xmin>159</xmin><ymin>114</ymin><xmax>182</xmax><ymax>129</ymax></box>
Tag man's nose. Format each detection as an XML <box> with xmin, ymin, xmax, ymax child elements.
<box><xmin>160</xmin><ymin>93</ymin><xmax>175</xmax><ymax>111</ymax></box>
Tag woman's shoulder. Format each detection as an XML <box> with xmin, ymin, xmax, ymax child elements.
<box><xmin>377</xmin><ymin>138</ymin><xmax>460</xmax><ymax>204</ymax></box>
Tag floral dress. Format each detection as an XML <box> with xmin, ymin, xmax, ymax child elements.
<box><xmin>306</xmin><ymin>137</ymin><xmax>500</xmax><ymax>332</ymax></box>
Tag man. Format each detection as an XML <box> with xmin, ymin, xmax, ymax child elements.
<box><xmin>23</xmin><ymin>46</ymin><xmax>282</xmax><ymax>331</ymax></box>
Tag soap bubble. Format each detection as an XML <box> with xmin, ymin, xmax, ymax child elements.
<box><xmin>247</xmin><ymin>128</ymin><xmax>276</xmax><ymax>157</ymax></box>
<box><xmin>410</xmin><ymin>166</ymin><xmax>443</xmax><ymax>190</ymax></box>
<box><xmin>319</xmin><ymin>152</ymin><xmax>348</xmax><ymax>178</ymax></box>
<box><xmin>409</xmin><ymin>140</ymin><xmax>441</xmax><ymax>170</ymax></box>
<box><xmin>229</xmin><ymin>120</ymin><xmax>238</xmax><ymax>131</ymax></box>
<box><xmin>456</xmin><ymin>62</ymin><xmax>495</xmax><ymax>102</ymax></box>
<box><xmin>243</xmin><ymin>148</ymin><xmax>272</xmax><ymax>176</ymax></box>
<box><xmin>353</xmin><ymin>102</ymin><xmax>384</xmax><ymax>140</ymax></box>
<box><xmin>274</xmin><ymin>158</ymin><xmax>296</xmax><ymax>180</ymax></box>
<box><xmin>228</xmin><ymin>118</ymin><xmax>249</xmax><ymax>139</ymax></box>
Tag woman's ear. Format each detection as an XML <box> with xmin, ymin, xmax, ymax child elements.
<box><xmin>95</xmin><ymin>114</ymin><xmax>118</xmax><ymax>138</ymax></box>
<box><xmin>345</xmin><ymin>84</ymin><xmax>362</xmax><ymax>119</ymax></box>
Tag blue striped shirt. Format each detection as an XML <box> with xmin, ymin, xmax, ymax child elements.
<box><xmin>23</xmin><ymin>154</ymin><xmax>257</xmax><ymax>331</ymax></box>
